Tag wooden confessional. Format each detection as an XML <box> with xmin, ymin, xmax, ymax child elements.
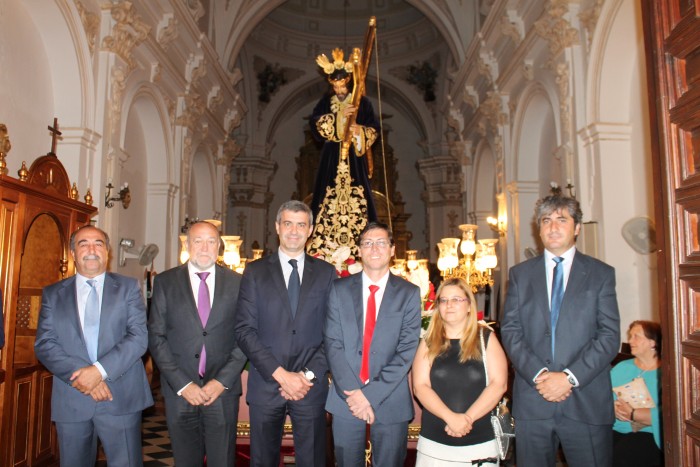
<box><xmin>0</xmin><ymin>149</ymin><xmax>96</xmax><ymax>466</ymax></box>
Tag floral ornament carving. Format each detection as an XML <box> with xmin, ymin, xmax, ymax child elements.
<box><xmin>407</xmin><ymin>61</ymin><xmax>438</xmax><ymax>102</ymax></box>
<box><xmin>110</xmin><ymin>66</ymin><xmax>127</xmax><ymax>135</ymax></box>
<box><xmin>555</xmin><ymin>62</ymin><xmax>572</xmax><ymax>140</ymax></box>
<box><xmin>176</xmin><ymin>92</ymin><xmax>205</xmax><ymax>131</ymax></box>
<box><xmin>446</xmin><ymin>95</ymin><xmax>465</xmax><ymax>140</ymax></box>
<box><xmin>533</xmin><ymin>0</ymin><xmax>580</xmax><ymax>67</ymax></box>
<box><xmin>157</xmin><ymin>13</ymin><xmax>179</xmax><ymax>51</ymax></box>
<box><xmin>463</xmin><ymin>85</ymin><xmax>479</xmax><ymax>109</ymax></box>
<box><xmin>208</xmin><ymin>86</ymin><xmax>223</xmax><ymax>111</ymax></box>
<box><xmin>186</xmin><ymin>54</ymin><xmax>207</xmax><ymax>90</ymax></box>
<box><xmin>101</xmin><ymin>1</ymin><xmax>150</xmax><ymax>73</ymax></box>
<box><xmin>307</xmin><ymin>160</ymin><xmax>369</xmax><ymax>261</ymax></box>
<box><xmin>477</xmin><ymin>51</ymin><xmax>499</xmax><ymax>85</ymax></box>
<box><xmin>150</xmin><ymin>62</ymin><xmax>161</xmax><ymax>83</ymax></box>
<box><xmin>75</xmin><ymin>1</ymin><xmax>99</xmax><ymax>55</ymax></box>
<box><xmin>479</xmin><ymin>91</ymin><xmax>508</xmax><ymax>133</ymax></box>
<box><xmin>186</xmin><ymin>0</ymin><xmax>205</xmax><ymax>23</ymax></box>
<box><xmin>221</xmin><ymin>137</ymin><xmax>241</xmax><ymax>163</ymax></box>
<box><xmin>579</xmin><ymin>0</ymin><xmax>604</xmax><ymax>49</ymax></box>
<box><xmin>523</xmin><ymin>60</ymin><xmax>535</xmax><ymax>80</ymax></box>
<box><xmin>225</xmin><ymin>101</ymin><xmax>244</xmax><ymax>133</ymax></box>
<box><xmin>501</xmin><ymin>11</ymin><xmax>524</xmax><ymax>45</ymax></box>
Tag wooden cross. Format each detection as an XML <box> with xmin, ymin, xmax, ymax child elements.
<box><xmin>48</xmin><ymin>117</ymin><xmax>62</xmax><ymax>155</ymax></box>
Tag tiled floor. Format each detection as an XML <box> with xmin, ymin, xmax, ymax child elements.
<box><xmin>142</xmin><ymin>414</ymin><xmax>175</xmax><ymax>466</ymax></box>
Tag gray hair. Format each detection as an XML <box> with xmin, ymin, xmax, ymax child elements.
<box><xmin>69</xmin><ymin>225</ymin><xmax>111</xmax><ymax>252</ymax></box>
<box><xmin>534</xmin><ymin>195</ymin><xmax>582</xmax><ymax>227</ymax></box>
<box><xmin>276</xmin><ymin>200</ymin><xmax>313</xmax><ymax>226</ymax></box>
<box><xmin>185</xmin><ymin>221</ymin><xmax>222</xmax><ymax>243</ymax></box>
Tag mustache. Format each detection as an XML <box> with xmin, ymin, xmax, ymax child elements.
<box><xmin>82</xmin><ymin>254</ymin><xmax>100</xmax><ymax>261</ymax></box>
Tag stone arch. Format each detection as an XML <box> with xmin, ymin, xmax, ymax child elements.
<box><xmin>508</xmin><ymin>82</ymin><xmax>558</xmax><ymax>257</ymax></box>
<box><xmin>189</xmin><ymin>145</ymin><xmax>218</xmax><ymax>221</ymax></box>
<box><xmin>472</xmin><ymin>140</ymin><xmax>497</xmax><ymax>223</ymax></box>
<box><xmin>119</xmin><ymin>84</ymin><xmax>176</xmax><ymax>270</ymax></box>
<box><xmin>584</xmin><ymin>0</ymin><xmax>656</xmax><ymax>327</ymax></box>
<box><xmin>1</xmin><ymin>0</ymin><xmax>94</xmax><ymax>176</ymax></box>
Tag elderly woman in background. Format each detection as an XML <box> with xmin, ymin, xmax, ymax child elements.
<box><xmin>412</xmin><ymin>277</ymin><xmax>508</xmax><ymax>466</ymax></box>
<box><xmin>611</xmin><ymin>320</ymin><xmax>662</xmax><ymax>467</ymax></box>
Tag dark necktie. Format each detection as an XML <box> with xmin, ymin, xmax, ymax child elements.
<box><xmin>360</xmin><ymin>285</ymin><xmax>380</xmax><ymax>384</ymax></box>
<box><xmin>84</xmin><ymin>279</ymin><xmax>100</xmax><ymax>363</ymax></box>
<box><xmin>288</xmin><ymin>259</ymin><xmax>300</xmax><ymax>318</ymax></box>
<box><xmin>196</xmin><ymin>272</ymin><xmax>211</xmax><ymax>377</ymax></box>
<box><xmin>550</xmin><ymin>257</ymin><xmax>564</xmax><ymax>357</ymax></box>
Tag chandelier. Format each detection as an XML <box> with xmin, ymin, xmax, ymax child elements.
<box><xmin>437</xmin><ymin>224</ymin><xmax>498</xmax><ymax>293</ymax></box>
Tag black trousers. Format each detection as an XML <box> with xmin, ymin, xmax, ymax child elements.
<box><xmin>613</xmin><ymin>430</ymin><xmax>663</xmax><ymax>467</ymax></box>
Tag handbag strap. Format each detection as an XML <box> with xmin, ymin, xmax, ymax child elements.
<box><xmin>480</xmin><ymin>327</ymin><xmax>500</xmax><ymax>418</ymax></box>
<box><xmin>479</xmin><ymin>326</ymin><xmax>489</xmax><ymax>385</ymax></box>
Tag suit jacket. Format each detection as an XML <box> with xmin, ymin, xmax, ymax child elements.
<box><xmin>324</xmin><ymin>272</ymin><xmax>421</xmax><ymax>424</ymax></box>
<box><xmin>501</xmin><ymin>250</ymin><xmax>620</xmax><ymax>425</ymax></box>
<box><xmin>234</xmin><ymin>252</ymin><xmax>336</xmax><ymax>406</ymax></box>
<box><xmin>34</xmin><ymin>273</ymin><xmax>153</xmax><ymax>422</ymax></box>
<box><xmin>148</xmin><ymin>264</ymin><xmax>246</xmax><ymax>399</ymax></box>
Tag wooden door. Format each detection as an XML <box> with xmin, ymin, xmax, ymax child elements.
<box><xmin>11</xmin><ymin>213</ymin><xmax>65</xmax><ymax>466</ymax></box>
<box><xmin>643</xmin><ymin>1</ymin><xmax>700</xmax><ymax>465</ymax></box>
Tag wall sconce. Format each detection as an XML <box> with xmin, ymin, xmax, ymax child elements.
<box><xmin>487</xmin><ymin>215</ymin><xmax>507</xmax><ymax>236</ymax></box>
<box><xmin>179</xmin><ymin>235</ymin><xmax>189</xmax><ymax>264</ymax></box>
<box><xmin>105</xmin><ymin>181</ymin><xmax>130</xmax><ymax>208</ymax></box>
<box><xmin>221</xmin><ymin>235</ymin><xmax>242</xmax><ymax>269</ymax></box>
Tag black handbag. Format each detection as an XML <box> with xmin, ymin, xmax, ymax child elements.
<box><xmin>480</xmin><ymin>328</ymin><xmax>515</xmax><ymax>460</ymax></box>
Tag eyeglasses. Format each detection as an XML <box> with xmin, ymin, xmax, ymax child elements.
<box><xmin>437</xmin><ymin>297</ymin><xmax>470</xmax><ymax>305</ymax></box>
<box><xmin>359</xmin><ymin>239</ymin><xmax>391</xmax><ymax>249</ymax></box>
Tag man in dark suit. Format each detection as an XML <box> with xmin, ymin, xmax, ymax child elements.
<box><xmin>235</xmin><ymin>200</ymin><xmax>336</xmax><ymax>466</ymax></box>
<box><xmin>501</xmin><ymin>194</ymin><xmax>621</xmax><ymax>467</ymax></box>
<box><xmin>324</xmin><ymin>222</ymin><xmax>421</xmax><ymax>467</ymax></box>
<box><xmin>35</xmin><ymin>225</ymin><xmax>153</xmax><ymax>467</ymax></box>
<box><xmin>149</xmin><ymin>221</ymin><xmax>247</xmax><ymax>466</ymax></box>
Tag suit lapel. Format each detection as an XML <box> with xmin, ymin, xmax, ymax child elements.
<box><xmin>297</xmin><ymin>254</ymin><xmax>316</xmax><ymax>313</ymax></box>
<box><xmin>177</xmin><ymin>265</ymin><xmax>201</xmax><ymax>325</ymax></box>
<box><xmin>60</xmin><ymin>276</ymin><xmax>84</xmax><ymax>344</ymax></box>
<box><xmin>268</xmin><ymin>253</ymin><xmax>292</xmax><ymax>318</ymax></box>
<box><xmin>98</xmin><ymin>274</ymin><xmax>119</xmax><ymax>349</ymax></box>
<box><xmin>373</xmin><ymin>273</ymin><xmax>399</xmax><ymax>336</ymax></box>
<box><xmin>530</xmin><ymin>256</ymin><xmax>551</xmax><ymax>325</ymax></box>
<box><xmin>210</xmin><ymin>264</ymin><xmax>227</xmax><ymax>327</ymax></box>
<box><xmin>562</xmin><ymin>251</ymin><xmax>588</xmax><ymax>312</ymax></box>
<box><xmin>352</xmin><ymin>274</ymin><xmax>364</xmax><ymax>339</ymax></box>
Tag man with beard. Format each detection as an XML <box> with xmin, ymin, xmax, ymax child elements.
<box><xmin>35</xmin><ymin>225</ymin><xmax>153</xmax><ymax>466</ymax></box>
<box><xmin>310</xmin><ymin>48</ymin><xmax>380</xmax><ymax>224</ymax></box>
<box><xmin>149</xmin><ymin>221</ymin><xmax>247</xmax><ymax>466</ymax></box>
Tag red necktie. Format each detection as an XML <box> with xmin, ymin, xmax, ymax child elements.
<box><xmin>360</xmin><ymin>285</ymin><xmax>380</xmax><ymax>384</ymax></box>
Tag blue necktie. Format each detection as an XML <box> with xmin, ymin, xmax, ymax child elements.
<box><xmin>550</xmin><ymin>257</ymin><xmax>564</xmax><ymax>358</ymax></box>
<box><xmin>288</xmin><ymin>259</ymin><xmax>300</xmax><ymax>318</ymax></box>
<box><xmin>84</xmin><ymin>279</ymin><xmax>100</xmax><ymax>363</ymax></box>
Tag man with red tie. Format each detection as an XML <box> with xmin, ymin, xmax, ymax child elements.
<box><xmin>149</xmin><ymin>221</ymin><xmax>247</xmax><ymax>466</ymax></box>
<box><xmin>324</xmin><ymin>222</ymin><xmax>422</xmax><ymax>466</ymax></box>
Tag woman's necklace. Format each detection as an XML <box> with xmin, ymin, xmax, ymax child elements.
<box><xmin>635</xmin><ymin>358</ymin><xmax>659</xmax><ymax>378</ymax></box>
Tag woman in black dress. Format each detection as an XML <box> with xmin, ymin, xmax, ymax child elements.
<box><xmin>412</xmin><ymin>278</ymin><xmax>508</xmax><ymax>466</ymax></box>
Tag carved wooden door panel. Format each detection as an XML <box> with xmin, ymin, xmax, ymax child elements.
<box><xmin>643</xmin><ymin>1</ymin><xmax>700</xmax><ymax>465</ymax></box>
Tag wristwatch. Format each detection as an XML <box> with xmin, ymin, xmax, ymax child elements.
<box><xmin>303</xmin><ymin>367</ymin><xmax>317</xmax><ymax>383</ymax></box>
<box><xmin>566</xmin><ymin>373</ymin><xmax>576</xmax><ymax>386</ymax></box>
